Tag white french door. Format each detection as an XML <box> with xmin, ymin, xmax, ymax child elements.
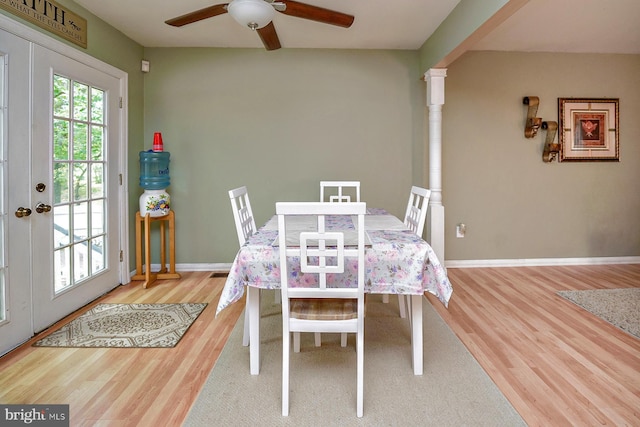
<box><xmin>0</xmin><ymin>23</ymin><xmax>126</xmax><ymax>354</ymax></box>
<box><xmin>31</xmin><ymin>45</ymin><xmax>121</xmax><ymax>331</ymax></box>
<box><xmin>0</xmin><ymin>29</ymin><xmax>33</xmax><ymax>355</ymax></box>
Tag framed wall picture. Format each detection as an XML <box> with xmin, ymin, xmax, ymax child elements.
<box><xmin>558</xmin><ymin>98</ymin><xmax>619</xmax><ymax>162</ymax></box>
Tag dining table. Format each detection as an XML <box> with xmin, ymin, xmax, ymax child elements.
<box><xmin>216</xmin><ymin>207</ymin><xmax>453</xmax><ymax>376</ymax></box>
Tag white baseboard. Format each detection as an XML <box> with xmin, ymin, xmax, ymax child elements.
<box><xmin>130</xmin><ymin>256</ymin><xmax>640</xmax><ymax>276</ymax></box>
<box><xmin>129</xmin><ymin>257</ymin><xmax>640</xmax><ymax>278</ymax></box>
<box><xmin>445</xmin><ymin>256</ymin><xmax>640</xmax><ymax>268</ymax></box>
<box><xmin>173</xmin><ymin>263</ymin><xmax>234</xmax><ymax>272</ymax></box>
<box><xmin>128</xmin><ymin>263</ymin><xmax>233</xmax><ymax>279</ymax></box>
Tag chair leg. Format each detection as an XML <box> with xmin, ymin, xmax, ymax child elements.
<box><xmin>356</xmin><ymin>330</ymin><xmax>363</xmax><ymax>417</ymax></box>
<box><xmin>341</xmin><ymin>333</ymin><xmax>347</xmax><ymax>347</ymax></box>
<box><xmin>382</xmin><ymin>294</ymin><xmax>390</xmax><ymax>304</ymax></box>
<box><xmin>398</xmin><ymin>295</ymin><xmax>407</xmax><ymax>319</ymax></box>
<box><xmin>294</xmin><ymin>332</ymin><xmax>301</xmax><ymax>353</ymax></box>
<box><xmin>314</xmin><ymin>332</ymin><xmax>321</xmax><ymax>347</ymax></box>
<box><xmin>283</xmin><ymin>326</ymin><xmax>290</xmax><ymax>416</ymax></box>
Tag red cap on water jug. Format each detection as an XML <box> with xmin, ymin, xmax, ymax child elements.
<box><xmin>153</xmin><ymin>132</ymin><xmax>163</xmax><ymax>152</ymax></box>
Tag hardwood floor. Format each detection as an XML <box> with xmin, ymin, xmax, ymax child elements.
<box><xmin>0</xmin><ymin>271</ymin><xmax>244</xmax><ymax>427</ymax></box>
<box><xmin>1</xmin><ymin>265</ymin><xmax>639</xmax><ymax>426</ymax></box>
<box><xmin>429</xmin><ymin>264</ymin><xmax>640</xmax><ymax>427</ymax></box>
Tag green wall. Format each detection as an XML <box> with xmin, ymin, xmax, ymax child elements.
<box><xmin>443</xmin><ymin>51</ymin><xmax>640</xmax><ymax>260</ymax></box>
<box><xmin>142</xmin><ymin>48</ymin><xmax>425</xmax><ymax>263</ymax></box>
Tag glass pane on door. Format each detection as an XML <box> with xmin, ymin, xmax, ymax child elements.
<box><xmin>53</xmin><ymin>74</ymin><xmax>107</xmax><ymax>294</ymax></box>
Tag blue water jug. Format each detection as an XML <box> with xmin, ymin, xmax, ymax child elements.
<box><xmin>139</xmin><ymin>151</ymin><xmax>170</xmax><ymax>190</ymax></box>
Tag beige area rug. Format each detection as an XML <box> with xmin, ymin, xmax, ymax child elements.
<box><xmin>185</xmin><ymin>295</ymin><xmax>525</xmax><ymax>426</ymax></box>
<box><xmin>33</xmin><ymin>303</ymin><xmax>207</xmax><ymax>348</ymax></box>
<box><xmin>557</xmin><ymin>288</ymin><xmax>640</xmax><ymax>339</ymax></box>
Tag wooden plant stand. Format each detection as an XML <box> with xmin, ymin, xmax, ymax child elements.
<box><xmin>133</xmin><ymin>210</ymin><xmax>180</xmax><ymax>288</ymax></box>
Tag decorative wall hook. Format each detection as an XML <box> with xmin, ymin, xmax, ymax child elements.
<box><xmin>523</xmin><ymin>96</ymin><xmax>543</xmax><ymax>138</ymax></box>
<box><xmin>542</xmin><ymin>121</ymin><xmax>560</xmax><ymax>162</ymax></box>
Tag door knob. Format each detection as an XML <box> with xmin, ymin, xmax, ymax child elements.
<box><xmin>35</xmin><ymin>202</ymin><xmax>52</xmax><ymax>213</ymax></box>
<box><xmin>15</xmin><ymin>207</ymin><xmax>32</xmax><ymax>218</ymax></box>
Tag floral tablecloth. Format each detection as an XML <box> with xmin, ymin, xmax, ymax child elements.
<box><xmin>216</xmin><ymin>211</ymin><xmax>453</xmax><ymax>316</ymax></box>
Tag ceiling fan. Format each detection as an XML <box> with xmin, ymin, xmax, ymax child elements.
<box><xmin>165</xmin><ymin>0</ymin><xmax>354</xmax><ymax>51</ymax></box>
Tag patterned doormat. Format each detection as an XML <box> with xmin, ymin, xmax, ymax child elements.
<box><xmin>33</xmin><ymin>303</ymin><xmax>207</xmax><ymax>348</ymax></box>
<box><xmin>557</xmin><ymin>288</ymin><xmax>639</xmax><ymax>339</ymax></box>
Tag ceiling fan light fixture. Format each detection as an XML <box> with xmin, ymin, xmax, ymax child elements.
<box><xmin>227</xmin><ymin>0</ymin><xmax>275</xmax><ymax>30</ymax></box>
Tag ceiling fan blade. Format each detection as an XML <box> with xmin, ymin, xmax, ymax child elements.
<box><xmin>165</xmin><ymin>4</ymin><xmax>228</xmax><ymax>27</ymax></box>
<box><xmin>278</xmin><ymin>0</ymin><xmax>354</xmax><ymax>28</ymax></box>
<box><xmin>257</xmin><ymin>22</ymin><xmax>281</xmax><ymax>50</ymax></box>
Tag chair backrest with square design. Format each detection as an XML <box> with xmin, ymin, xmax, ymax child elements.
<box><xmin>404</xmin><ymin>186</ymin><xmax>431</xmax><ymax>237</ymax></box>
<box><xmin>320</xmin><ymin>181</ymin><xmax>361</xmax><ymax>203</ymax></box>
<box><xmin>228</xmin><ymin>186</ymin><xmax>257</xmax><ymax>246</ymax></box>
<box><xmin>277</xmin><ymin>201</ymin><xmax>366</xmax><ymax>417</ymax></box>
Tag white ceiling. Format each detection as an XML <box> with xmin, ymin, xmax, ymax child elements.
<box><xmin>472</xmin><ymin>0</ymin><xmax>640</xmax><ymax>55</ymax></box>
<box><xmin>73</xmin><ymin>0</ymin><xmax>640</xmax><ymax>55</ymax></box>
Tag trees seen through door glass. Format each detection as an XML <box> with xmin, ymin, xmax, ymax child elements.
<box><xmin>52</xmin><ymin>75</ymin><xmax>107</xmax><ymax>293</ymax></box>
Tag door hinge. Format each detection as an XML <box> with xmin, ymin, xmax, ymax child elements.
<box><xmin>119</xmin><ymin>173</ymin><xmax>123</xmax><ymax>185</ymax></box>
<box><xmin>119</xmin><ymin>97</ymin><xmax>123</xmax><ymax>108</ymax></box>
<box><xmin>120</xmin><ymin>250</ymin><xmax>123</xmax><ymax>262</ymax></box>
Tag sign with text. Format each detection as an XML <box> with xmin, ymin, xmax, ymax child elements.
<box><xmin>1</xmin><ymin>404</ymin><xmax>69</xmax><ymax>426</ymax></box>
<box><xmin>0</xmin><ymin>0</ymin><xmax>87</xmax><ymax>48</ymax></box>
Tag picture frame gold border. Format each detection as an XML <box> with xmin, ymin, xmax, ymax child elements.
<box><xmin>558</xmin><ymin>98</ymin><xmax>619</xmax><ymax>162</ymax></box>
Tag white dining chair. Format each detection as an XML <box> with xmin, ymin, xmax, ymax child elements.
<box><xmin>278</xmin><ymin>201</ymin><xmax>366</xmax><ymax>417</ymax></box>
<box><xmin>229</xmin><ymin>186</ymin><xmax>256</xmax><ymax>247</ymax></box>
<box><xmin>320</xmin><ymin>180</ymin><xmax>361</xmax><ymax>203</ymax></box>
<box><xmin>228</xmin><ymin>186</ymin><xmax>279</xmax><ymax>347</ymax></box>
<box><xmin>404</xmin><ymin>186</ymin><xmax>431</xmax><ymax>237</ymax></box>
<box><xmin>318</xmin><ymin>180</ymin><xmax>361</xmax><ymax>346</ymax></box>
<box><xmin>383</xmin><ymin>185</ymin><xmax>431</xmax><ymax>317</ymax></box>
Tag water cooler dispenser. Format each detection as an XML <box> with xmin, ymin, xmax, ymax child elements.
<box><xmin>139</xmin><ymin>135</ymin><xmax>171</xmax><ymax>217</ymax></box>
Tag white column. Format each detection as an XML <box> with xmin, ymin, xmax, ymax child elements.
<box><xmin>424</xmin><ymin>68</ymin><xmax>447</xmax><ymax>264</ymax></box>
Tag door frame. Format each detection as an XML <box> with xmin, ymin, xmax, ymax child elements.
<box><xmin>0</xmin><ymin>15</ymin><xmax>130</xmax><ymax>284</ymax></box>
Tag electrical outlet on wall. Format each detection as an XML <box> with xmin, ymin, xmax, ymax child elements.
<box><xmin>456</xmin><ymin>223</ymin><xmax>466</xmax><ymax>238</ymax></box>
